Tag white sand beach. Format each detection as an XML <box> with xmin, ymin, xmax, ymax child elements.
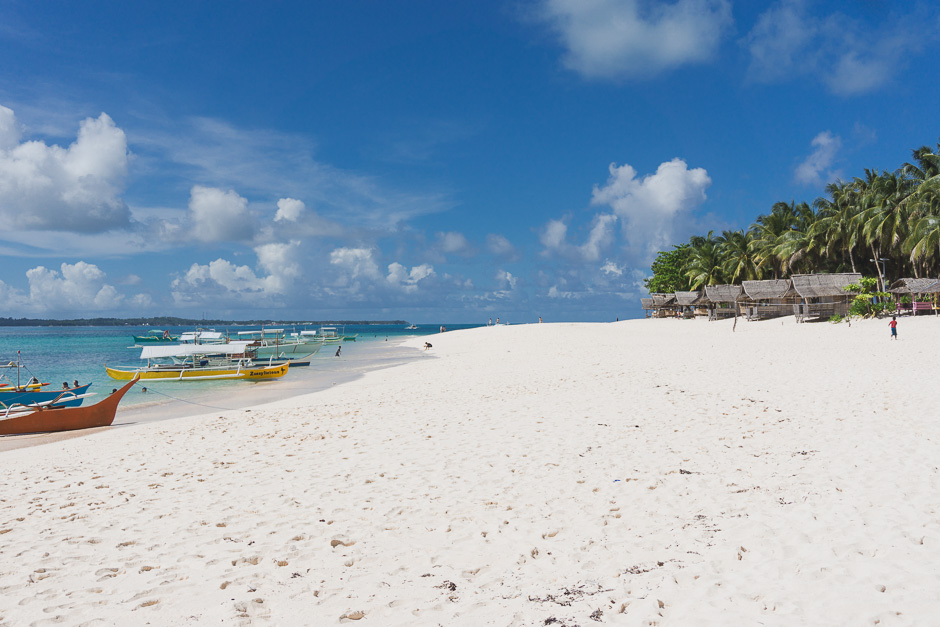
<box><xmin>2</xmin><ymin>317</ymin><xmax>939</xmax><ymax>626</ymax></box>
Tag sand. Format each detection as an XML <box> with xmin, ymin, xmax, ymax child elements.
<box><xmin>1</xmin><ymin>317</ymin><xmax>939</xmax><ymax>626</ymax></box>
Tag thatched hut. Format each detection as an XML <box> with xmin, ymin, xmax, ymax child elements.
<box><xmin>640</xmin><ymin>297</ymin><xmax>654</xmax><ymax>318</ymax></box>
<box><xmin>703</xmin><ymin>284</ymin><xmax>743</xmax><ymax>320</ymax></box>
<box><xmin>740</xmin><ymin>279</ymin><xmax>798</xmax><ymax>320</ymax></box>
<box><xmin>649</xmin><ymin>293</ymin><xmax>677</xmax><ymax>318</ymax></box>
<box><xmin>888</xmin><ymin>278</ymin><xmax>940</xmax><ymax>315</ymax></box>
<box><xmin>674</xmin><ymin>290</ymin><xmax>709</xmax><ymax>317</ymax></box>
<box><xmin>790</xmin><ymin>273</ymin><xmax>861</xmax><ymax>320</ymax></box>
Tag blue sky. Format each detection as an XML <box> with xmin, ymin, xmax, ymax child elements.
<box><xmin>1</xmin><ymin>0</ymin><xmax>939</xmax><ymax>322</ymax></box>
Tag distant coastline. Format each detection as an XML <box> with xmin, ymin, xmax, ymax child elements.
<box><xmin>0</xmin><ymin>317</ymin><xmax>408</xmax><ymax>327</ymax></box>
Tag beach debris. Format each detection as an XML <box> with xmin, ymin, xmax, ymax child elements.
<box><xmin>590</xmin><ymin>608</ymin><xmax>604</xmax><ymax>621</ymax></box>
<box><xmin>340</xmin><ymin>609</ymin><xmax>365</xmax><ymax>620</ymax></box>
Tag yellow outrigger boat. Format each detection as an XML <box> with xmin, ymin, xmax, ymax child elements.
<box><xmin>105</xmin><ymin>343</ymin><xmax>288</xmax><ymax>382</ymax></box>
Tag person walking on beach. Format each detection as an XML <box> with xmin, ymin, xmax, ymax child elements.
<box><xmin>890</xmin><ymin>316</ymin><xmax>898</xmax><ymax>340</ymax></box>
<box><xmin>335</xmin><ymin>346</ymin><xmax>342</xmax><ymax>357</ymax></box>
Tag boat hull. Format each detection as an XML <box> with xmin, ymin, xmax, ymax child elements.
<box><xmin>0</xmin><ymin>377</ymin><xmax>137</xmax><ymax>436</ymax></box>
<box><xmin>105</xmin><ymin>363</ymin><xmax>289</xmax><ymax>381</ymax></box>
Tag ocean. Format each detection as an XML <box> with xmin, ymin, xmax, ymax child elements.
<box><xmin>0</xmin><ymin>323</ymin><xmax>479</xmax><ymax>413</ymax></box>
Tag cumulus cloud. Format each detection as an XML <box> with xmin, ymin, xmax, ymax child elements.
<box><xmin>386</xmin><ymin>262</ymin><xmax>435</xmax><ymax>293</ymax></box>
<box><xmin>591</xmin><ymin>158</ymin><xmax>711</xmax><ymax>261</ymax></box>
<box><xmin>329</xmin><ymin>247</ymin><xmax>380</xmax><ymax>281</ymax></box>
<box><xmin>188</xmin><ymin>186</ymin><xmax>254</xmax><ymax>242</ymax></box>
<box><xmin>274</xmin><ymin>197</ymin><xmax>305</xmax><ymax>222</ymax></box>
<box><xmin>745</xmin><ymin>0</ymin><xmax>932</xmax><ymax>95</ymax></box>
<box><xmin>0</xmin><ymin>105</ymin><xmax>131</xmax><ymax>232</ymax></box>
<box><xmin>171</xmin><ymin>256</ymin><xmax>292</xmax><ymax>302</ymax></box>
<box><xmin>538</xmin><ymin>0</ymin><xmax>732</xmax><ymax>80</ymax></box>
<box><xmin>794</xmin><ymin>131</ymin><xmax>842</xmax><ymax>186</ymax></box>
<box><xmin>25</xmin><ymin>261</ymin><xmax>124</xmax><ymax>311</ymax></box>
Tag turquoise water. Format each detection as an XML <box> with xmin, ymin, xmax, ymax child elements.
<box><xmin>0</xmin><ymin>323</ymin><xmax>478</xmax><ymax>409</ymax></box>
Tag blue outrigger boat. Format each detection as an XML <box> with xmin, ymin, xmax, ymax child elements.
<box><xmin>0</xmin><ymin>353</ymin><xmax>92</xmax><ymax>410</ymax></box>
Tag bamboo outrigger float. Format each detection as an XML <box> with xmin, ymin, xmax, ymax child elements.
<box><xmin>0</xmin><ymin>376</ymin><xmax>138</xmax><ymax>437</ymax></box>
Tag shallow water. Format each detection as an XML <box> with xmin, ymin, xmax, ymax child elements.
<box><xmin>0</xmin><ymin>323</ymin><xmax>474</xmax><ymax>410</ymax></box>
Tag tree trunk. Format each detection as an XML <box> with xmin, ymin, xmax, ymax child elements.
<box><xmin>870</xmin><ymin>243</ymin><xmax>884</xmax><ymax>291</ymax></box>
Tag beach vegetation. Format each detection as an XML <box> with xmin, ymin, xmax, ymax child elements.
<box><xmin>845</xmin><ymin>278</ymin><xmax>892</xmax><ymax>317</ymax></box>
<box><xmin>647</xmin><ymin>139</ymin><xmax>940</xmax><ymax>292</ymax></box>
<box><xmin>829</xmin><ymin>314</ymin><xmax>843</xmax><ymax>323</ymax></box>
<box><xmin>644</xmin><ymin>244</ymin><xmax>692</xmax><ymax>293</ymax></box>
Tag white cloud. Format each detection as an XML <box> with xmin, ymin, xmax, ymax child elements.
<box><xmin>580</xmin><ymin>213</ymin><xmax>618</xmax><ymax>261</ymax></box>
<box><xmin>540</xmin><ymin>219</ymin><xmax>569</xmax><ymax>250</ymax></box>
<box><xmin>274</xmin><ymin>197</ymin><xmax>305</xmax><ymax>222</ymax></box>
<box><xmin>591</xmin><ymin>158</ymin><xmax>711</xmax><ymax>261</ymax></box>
<box><xmin>255</xmin><ymin>240</ymin><xmax>302</xmax><ymax>293</ymax></box>
<box><xmin>329</xmin><ymin>247</ymin><xmax>380</xmax><ymax>280</ymax></box>
<box><xmin>188</xmin><ymin>185</ymin><xmax>253</xmax><ymax>242</ymax></box>
<box><xmin>539</xmin><ymin>0</ymin><xmax>732</xmax><ymax>80</ymax></box>
<box><xmin>486</xmin><ymin>233</ymin><xmax>516</xmax><ymax>258</ymax></box>
<box><xmin>386</xmin><ymin>262</ymin><xmax>435</xmax><ymax>293</ymax></box>
<box><xmin>0</xmin><ymin>105</ymin><xmax>131</xmax><ymax>232</ymax></box>
<box><xmin>496</xmin><ymin>270</ymin><xmax>518</xmax><ymax>290</ymax></box>
<box><xmin>745</xmin><ymin>0</ymin><xmax>931</xmax><ymax>95</ymax></box>
<box><xmin>601</xmin><ymin>260</ymin><xmax>624</xmax><ymax>276</ymax></box>
<box><xmin>794</xmin><ymin>131</ymin><xmax>842</xmax><ymax>186</ymax></box>
<box><xmin>25</xmin><ymin>261</ymin><xmax>124</xmax><ymax>311</ymax></box>
<box><xmin>436</xmin><ymin>231</ymin><xmax>474</xmax><ymax>256</ymax></box>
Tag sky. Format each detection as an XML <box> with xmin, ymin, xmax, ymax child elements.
<box><xmin>1</xmin><ymin>0</ymin><xmax>939</xmax><ymax>322</ymax></box>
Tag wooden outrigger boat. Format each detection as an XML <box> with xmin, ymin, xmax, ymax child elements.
<box><xmin>0</xmin><ymin>376</ymin><xmax>137</xmax><ymax>437</ymax></box>
<box><xmin>105</xmin><ymin>343</ymin><xmax>289</xmax><ymax>381</ymax></box>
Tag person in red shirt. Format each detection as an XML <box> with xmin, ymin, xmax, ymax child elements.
<box><xmin>889</xmin><ymin>316</ymin><xmax>898</xmax><ymax>340</ymax></box>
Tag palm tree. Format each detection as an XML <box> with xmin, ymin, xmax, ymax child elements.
<box><xmin>860</xmin><ymin>169</ymin><xmax>914</xmax><ymax>285</ymax></box>
<box><xmin>811</xmin><ymin>180</ymin><xmax>862</xmax><ymax>273</ymax></box>
<box><xmin>720</xmin><ymin>229</ymin><xmax>761</xmax><ymax>283</ymax></box>
<box><xmin>685</xmin><ymin>232</ymin><xmax>725</xmax><ymax>289</ymax></box>
<box><xmin>750</xmin><ymin>202</ymin><xmax>797</xmax><ymax>279</ymax></box>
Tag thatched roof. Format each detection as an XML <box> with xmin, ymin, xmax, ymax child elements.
<box><xmin>790</xmin><ymin>273</ymin><xmax>861</xmax><ymax>298</ymax></box>
<box><xmin>650</xmin><ymin>293</ymin><xmax>676</xmax><ymax>307</ymax></box>
<box><xmin>704</xmin><ymin>284</ymin><xmax>743</xmax><ymax>303</ymax></box>
<box><xmin>888</xmin><ymin>278</ymin><xmax>940</xmax><ymax>294</ymax></box>
<box><xmin>674</xmin><ymin>290</ymin><xmax>707</xmax><ymax>306</ymax></box>
<box><xmin>742</xmin><ymin>279</ymin><xmax>795</xmax><ymax>300</ymax></box>
<box><xmin>640</xmin><ymin>298</ymin><xmax>653</xmax><ymax>310</ymax></box>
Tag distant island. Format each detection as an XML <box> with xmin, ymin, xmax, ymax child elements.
<box><xmin>0</xmin><ymin>317</ymin><xmax>408</xmax><ymax>327</ymax></box>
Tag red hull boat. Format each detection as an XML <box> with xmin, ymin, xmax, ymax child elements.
<box><xmin>0</xmin><ymin>376</ymin><xmax>138</xmax><ymax>437</ymax></box>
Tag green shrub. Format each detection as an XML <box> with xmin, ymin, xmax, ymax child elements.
<box><xmin>829</xmin><ymin>314</ymin><xmax>843</xmax><ymax>323</ymax></box>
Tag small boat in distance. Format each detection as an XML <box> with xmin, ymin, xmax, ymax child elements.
<box><xmin>1</xmin><ymin>376</ymin><xmax>137</xmax><ymax>437</ymax></box>
<box><xmin>405</xmin><ymin>324</ymin><xmax>418</xmax><ymax>330</ymax></box>
<box><xmin>132</xmin><ymin>329</ymin><xmax>179</xmax><ymax>343</ymax></box>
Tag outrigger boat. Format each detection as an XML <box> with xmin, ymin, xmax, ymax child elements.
<box><xmin>132</xmin><ymin>329</ymin><xmax>179</xmax><ymax>343</ymax></box>
<box><xmin>105</xmin><ymin>343</ymin><xmax>288</xmax><ymax>381</ymax></box>
<box><xmin>1</xmin><ymin>376</ymin><xmax>137</xmax><ymax>437</ymax></box>
<box><xmin>235</xmin><ymin>328</ymin><xmax>324</xmax><ymax>364</ymax></box>
<box><xmin>1</xmin><ymin>353</ymin><xmax>91</xmax><ymax>409</ymax></box>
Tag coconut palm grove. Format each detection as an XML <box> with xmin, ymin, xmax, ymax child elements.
<box><xmin>645</xmin><ymin>140</ymin><xmax>940</xmax><ymax>297</ymax></box>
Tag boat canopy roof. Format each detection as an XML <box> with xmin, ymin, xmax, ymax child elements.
<box><xmin>179</xmin><ymin>331</ymin><xmax>225</xmax><ymax>341</ymax></box>
<box><xmin>139</xmin><ymin>342</ymin><xmax>254</xmax><ymax>359</ymax></box>
<box><xmin>236</xmin><ymin>329</ymin><xmax>284</xmax><ymax>336</ymax></box>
